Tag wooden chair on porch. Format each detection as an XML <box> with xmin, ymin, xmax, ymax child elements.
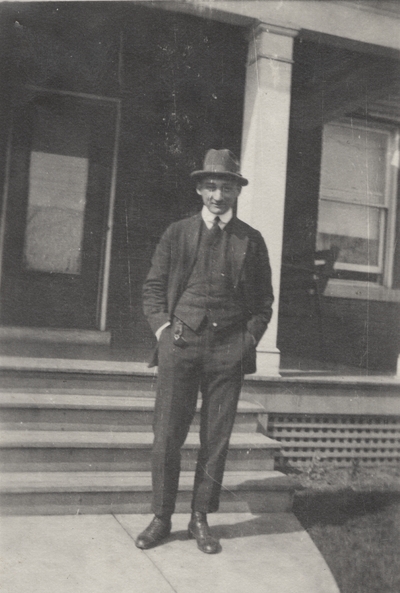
<box><xmin>280</xmin><ymin>246</ymin><xmax>340</xmax><ymax>354</ymax></box>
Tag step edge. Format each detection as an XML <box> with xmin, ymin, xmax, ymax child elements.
<box><xmin>0</xmin><ymin>471</ymin><xmax>297</xmax><ymax>493</ymax></box>
<box><xmin>0</xmin><ymin>432</ymin><xmax>282</xmax><ymax>449</ymax></box>
<box><xmin>0</xmin><ymin>393</ymin><xmax>266</xmax><ymax>413</ymax></box>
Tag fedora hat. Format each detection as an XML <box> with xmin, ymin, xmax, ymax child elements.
<box><xmin>190</xmin><ymin>149</ymin><xmax>248</xmax><ymax>186</ymax></box>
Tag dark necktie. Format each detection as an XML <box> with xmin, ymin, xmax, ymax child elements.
<box><xmin>210</xmin><ymin>216</ymin><xmax>221</xmax><ymax>236</ymax></box>
<box><xmin>206</xmin><ymin>216</ymin><xmax>222</xmax><ymax>249</ymax></box>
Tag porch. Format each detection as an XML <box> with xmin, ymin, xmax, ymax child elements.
<box><xmin>0</xmin><ymin>2</ymin><xmax>399</xmax><ymax>379</ymax></box>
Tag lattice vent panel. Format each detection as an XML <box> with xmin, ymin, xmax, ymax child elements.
<box><xmin>267</xmin><ymin>414</ymin><xmax>400</xmax><ymax>467</ymax></box>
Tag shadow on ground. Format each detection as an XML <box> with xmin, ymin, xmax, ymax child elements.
<box><xmin>293</xmin><ymin>489</ymin><xmax>400</xmax><ymax>529</ymax></box>
<box><xmin>165</xmin><ymin>512</ymin><xmax>303</xmax><ymax>544</ymax></box>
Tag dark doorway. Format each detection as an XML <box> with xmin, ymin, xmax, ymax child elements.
<box><xmin>0</xmin><ymin>91</ymin><xmax>117</xmax><ymax>329</ymax></box>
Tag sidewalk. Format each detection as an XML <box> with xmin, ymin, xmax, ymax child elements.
<box><xmin>0</xmin><ymin>512</ymin><xmax>339</xmax><ymax>593</ymax></box>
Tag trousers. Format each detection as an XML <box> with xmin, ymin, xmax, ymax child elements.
<box><xmin>151</xmin><ymin>318</ymin><xmax>252</xmax><ymax>516</ymax></box>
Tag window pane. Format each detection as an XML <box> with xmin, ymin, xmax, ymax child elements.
<box><xmin>24</xmin><ymin>152</ymin><xmax>88</xmax><ymax>274</ymax></box>
<box><xmin>23</xmin><ymin>100</ymin><xmax>89</xmax><ymax>275</ymax></box>
<box><xmin>320</xmin><ymin>124</ymin><xmax>387</xmax><ymax>204</ymax></box>
<box><xmin>316</xmin><ymin>200</ymin><xmax>381</xmax><ymax>267</ymax></box>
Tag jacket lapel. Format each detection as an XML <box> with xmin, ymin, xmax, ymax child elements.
<box><xmin>179</xmin><ymin>213</ymin><xmax>203</xmax><ymax>289</ymax></box>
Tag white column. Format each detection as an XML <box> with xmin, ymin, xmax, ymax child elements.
<box><xmin>238</xmin><ymin>23</ymin><xmax>297</xmax><ymax>377</ymax></box>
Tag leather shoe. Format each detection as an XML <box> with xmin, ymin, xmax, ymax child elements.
<box><xmin>188</xmin><ymin>512</ymin><xmax>220</xmax><ymax>554</ymax></box>
<box><xmin>135</xmin><ymin>516</ymin><xmax>171</xmax><ymax>549</ymax></box>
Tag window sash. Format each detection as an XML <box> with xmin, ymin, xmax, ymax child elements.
<box><xmin>316</xmin><ymin>200</ymin><xmax>386</xmax><ymax>273</ymax></box>
<box><xmin>317</xmin><ymin>120</ymin><xmax>398</xmax><ymax>282</ymax></box>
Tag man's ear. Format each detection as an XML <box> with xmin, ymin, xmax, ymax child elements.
<box><xmin>196</xmin><ymin>184</ymin><xmax>203</xmax><ymax>196</ymax></box>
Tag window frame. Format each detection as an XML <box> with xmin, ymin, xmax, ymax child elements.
<box><xmin>317</xmin><ymin>118</ymin><xmax>399</xmax><ymax>288</ymax></box>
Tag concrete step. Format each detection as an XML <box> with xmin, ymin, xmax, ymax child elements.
<box><xmin>0</xmin><ymin>393</ymin><xmax>267</xmax><ymax>434</ymax></box>
<box><xmin>0</xmin><ymin>431</ymin><xmax>280</xmax><ymax>473</ymax></box>
<box><xmin>0</xmin><ymin>367</ymin><xmax>157</xmax><ymax>393</ymax></box>
<box><xmin>0</xmin><ymin>357</ymin><xmax>151</xmax><ymax>375</ymax></box>
<box><xmin>0</xmin><ymin>470</ymin><xmax>296</xmax><ymax>515</ymax></box>
<box><xmin>1</xmin><ymin>355</ymin><xmax>399</xmax><ymax>403</ymax></box>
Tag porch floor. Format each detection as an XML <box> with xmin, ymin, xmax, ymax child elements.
<box><xmin>0</xmin><ymin>338</ymin><xmax>397</xmax><ymax>379</ymax></box>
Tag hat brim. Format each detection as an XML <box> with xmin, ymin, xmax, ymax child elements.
<box><xmin>190</xmin><ymin>170</ymin><xmax>248</xmax><ymax>187</ymax></box>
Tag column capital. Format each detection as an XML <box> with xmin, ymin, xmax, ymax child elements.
<box><xmin>253</xmin><ymin>22</ymin><xmax>299</xmax><ymax>39</ymax></box>
<box><xmin>248</xmin><ymin>22</ymin><xmax>298</xmax><ymax>66</ymax></box>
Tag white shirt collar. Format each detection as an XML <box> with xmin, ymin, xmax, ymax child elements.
<box><xmin>201</xmin><ymin>206</ymin><xmax>233</xmax><ymax>228</ymax></box>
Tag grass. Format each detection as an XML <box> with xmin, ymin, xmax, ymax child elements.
<box><xmin>289</xmin><ymin>464</ymin><xmax>400</xmax><ymax>593</ymax></box>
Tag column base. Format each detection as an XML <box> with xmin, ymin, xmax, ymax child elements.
<box><xmin>248</xmin><ymin>348</ymin><xmax>281</xmax><ymax>378</ymax></box>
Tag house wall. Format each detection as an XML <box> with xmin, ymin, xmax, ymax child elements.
<box><xmin>278</xmin><ymin>38</ymin><xmax>400</xmax><ymax>371</ymax></box>
<box><xmin>0</xmin><ymin>9</ymin><xmax>17</xmax><ymax>247</ymax></box>
<box><xmin>0</xmin><ymin>3</ymin><xmax>247</xmax><ymax>356</ymax></box>
<box><xmin>107</xmin><ymin>7</ymin><xmax>247</xmax><ymax>354</ymax></box>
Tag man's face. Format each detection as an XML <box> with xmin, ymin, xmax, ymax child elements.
<box><xmin>196</xmin><ymin>177</ymin><xmax>241</xmax><ymax>215</ymax></box>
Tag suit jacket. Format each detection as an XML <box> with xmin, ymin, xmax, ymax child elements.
<box><xmin>142</xmin><ymin>212</ymin><xmax>274</xmax><ymax>374</ymax></box>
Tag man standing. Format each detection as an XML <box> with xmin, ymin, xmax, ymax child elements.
<box><xmin>136</xmin><ymin>149</ymin><xmax>274</xmax><ymax>554</ymax></box>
